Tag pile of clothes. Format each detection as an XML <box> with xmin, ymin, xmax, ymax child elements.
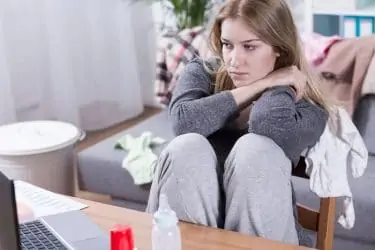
<box><xmin>302</xmin><ymin>33</ymin><xmax>375</xmax><ymax>116</ymax></box>
<box><xmin>155</xmin><ymin>26</ymin><xmax>211</xmax><ymax>106</ymax></box>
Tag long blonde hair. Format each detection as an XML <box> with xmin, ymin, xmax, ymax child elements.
<box><xmin>206</xmin><ymin>0</ymin><xmax>331</xmax><ymax>111</ymax></box>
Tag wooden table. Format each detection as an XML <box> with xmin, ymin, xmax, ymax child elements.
<box><xmin>76</xmin><ymin>198</ymin><xmax>312</xmax><ymax>250</ymax></box>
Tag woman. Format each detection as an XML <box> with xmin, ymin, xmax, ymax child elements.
<box><xmin>147</xmin><ymin>0</ymin><xmax>329</xmax><ymax>246</ymax></box>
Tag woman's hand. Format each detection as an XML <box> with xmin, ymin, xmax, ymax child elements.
<box><xmin>231</xmin><ymin>66</ymin><xmax>306</xmax><ymax>111</ymax></box>
<box><xmin>261</xmin><ymin>66</ymin><xmax>307</xmax><ymax>100</ymax></box>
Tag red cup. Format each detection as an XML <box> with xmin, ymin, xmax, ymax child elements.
<box><xmin>110</xmin><ymin>224</ymin><xmax>134</xmax><ymax>250</ymax></box>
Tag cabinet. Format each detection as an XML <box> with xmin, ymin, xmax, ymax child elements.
<box><xmin>288</xmin><ymin>0</ymin><xmax>375</xmax><ymax>37</ymax></box>
<box><xmin>314</xmin><ymin>10</ymin><xmax>375</xmax><ymax>37</ymax></box>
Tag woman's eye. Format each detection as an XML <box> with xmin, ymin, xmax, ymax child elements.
<box><xmin>222</xmin><ymin>42</ymin><xmax>233</xmax><ymax>49</ymax></box>
<box><xmin>244</xmin><ymin>44</ymin><xmax>256</xmax><ymax>51</ymax></box>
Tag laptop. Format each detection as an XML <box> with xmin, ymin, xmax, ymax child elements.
<box><xmin>0</xmin><ymin>170</ymin><xmax>109</xmax><ymax>250</ymax></box>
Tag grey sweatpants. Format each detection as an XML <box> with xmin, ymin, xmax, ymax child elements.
<box><xmin>146</xmin><ymin>133</ymin><xmax>310</xmax><ymax>246</ymax></box>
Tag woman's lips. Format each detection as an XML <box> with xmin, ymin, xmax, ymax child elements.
<box><xmin>229</xmin><ymin>72</ymin><xmax>248</xmax><ymax>76</ymax></box>
<box><xmin>229</xmin><ymin>72</ymin><xmax>249</xmax><ymax>80</ymax></box>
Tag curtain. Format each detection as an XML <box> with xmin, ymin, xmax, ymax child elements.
<box><xmin>0</xmin><ymin>0</ymin><xmax>157</xmax><ymax>131</ymax></box>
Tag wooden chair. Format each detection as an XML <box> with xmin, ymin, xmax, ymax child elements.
<box><xmin>292</xmin><ymin>159</ymin><xmax>336</xmax><ymax>250</ymax></box>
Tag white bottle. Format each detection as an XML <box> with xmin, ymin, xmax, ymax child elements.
<box><xmin>152</xmin><ymin>193</ymin><xmax>182</xmax><ymax>250</ymax></box>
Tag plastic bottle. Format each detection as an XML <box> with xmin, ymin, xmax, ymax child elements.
<box><xmin>152</xmin><ymin>193</ymin><xmax>182</xmax><ymax>250</ymax></box>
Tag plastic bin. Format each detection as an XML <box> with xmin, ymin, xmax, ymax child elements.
<box><xmin>0</xmin><ymin>120</ymin><xmax>81</xmax><ymax>195</ymax></box>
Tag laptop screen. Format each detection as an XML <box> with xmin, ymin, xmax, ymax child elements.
<box><xmin>0</xmin><ymin>171</ymin><xmax>21</xmax><ymax>250</ymax></box>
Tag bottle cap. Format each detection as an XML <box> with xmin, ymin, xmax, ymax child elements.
<box><xmin>110</xmin><ymin>224</ymin><xmax>134</xmax><ymax>250</ymax></box>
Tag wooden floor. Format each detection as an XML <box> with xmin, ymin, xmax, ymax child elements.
<box><xmin>74</xmin><ymin>106</ymin><xmax>161</xmax><ymax>204</ymax></box>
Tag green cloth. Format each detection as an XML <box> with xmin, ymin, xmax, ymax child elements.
<box><xmin>115</xmin><ymin>131</ymin><xmax>166</xmax><ymax>185</ymax></box>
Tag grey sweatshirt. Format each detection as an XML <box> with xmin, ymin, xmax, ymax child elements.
<box><xmin>168</xmin><ymin>58</ymin><xmax>329</xmax><ymax>164</ymax></box>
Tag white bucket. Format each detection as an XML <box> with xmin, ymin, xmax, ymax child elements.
<box><xmin>0</xmin><ymin>120</ymin><xmax>81</xmax><ymax>195</ymax></box>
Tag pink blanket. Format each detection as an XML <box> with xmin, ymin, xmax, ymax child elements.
<box><xmin>301</xmin><ymin>32</ymin><xmax>342</xmax><ymax>67</ymax></box>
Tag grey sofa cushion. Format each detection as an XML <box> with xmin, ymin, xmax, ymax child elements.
<box><xmin>77</xmin><ymin>111</ymin><xmax>174</xmax><ymax>204</ymax></box>
<box><xmin>353</xmin><ymin>95</ymin><xmax>375</xmax><ymax>155</ymax></box>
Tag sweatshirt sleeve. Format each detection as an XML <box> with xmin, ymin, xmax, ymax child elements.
<box><xmin>168</xmin><ymin>58</ymin><xmax>239</xmax><ymax>137</ymax></box>
<box><xmin>248</xmin><ymin>86</ymin><xmax>329</xmax><ymax>163</ymax></box>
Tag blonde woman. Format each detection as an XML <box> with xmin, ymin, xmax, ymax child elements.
<box><xmin>147</xmin><ymin>0</ymin><xmax>329</xmax><ymax>246</ymax></box>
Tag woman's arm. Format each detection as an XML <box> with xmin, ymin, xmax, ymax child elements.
<box><xmin>248</xmin><ymin>86</ymin><xmax>329</xmax><ymax>163</ymax></box>
<box><xmin>169</xmin><ymin>58</ymin><xmax>264</xmax><ymax>136</ymax></box>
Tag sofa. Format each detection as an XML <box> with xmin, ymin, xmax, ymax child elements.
<box><xmin>77</xmin><ymin>111</ymin><xmax>173</xmax><ymax>211</ymax></box>
<box><xmin>77</xmin><ymin>93</ymin><xmax>375</xmax><ymax>250</ymax></box>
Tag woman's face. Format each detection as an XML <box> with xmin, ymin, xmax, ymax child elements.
<box><xmin>221</xmin><ymin>18</ymin><xmax>278</xmax><ymax>87</ymax></box>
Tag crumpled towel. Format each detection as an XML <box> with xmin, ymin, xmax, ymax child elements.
<box><xmin>115</xmin><ymin>131</ymin><xmax>166</xmax><ymax>185</ymax></box>
<box><xmin>304</xmin><ymin>107</ymin><xmax>368</xmax><ymax>229</ymax></box>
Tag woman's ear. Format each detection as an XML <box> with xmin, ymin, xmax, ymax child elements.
<box><xmin>273</xmin><ymin>47</ymin><xmax>281</xmax><ymax>57</ymax></box>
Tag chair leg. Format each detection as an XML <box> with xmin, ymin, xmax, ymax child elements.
<box><xmin>316</xmin><ymin>197</ymin><xmax>336</xmax><ymax>250</ymax></box>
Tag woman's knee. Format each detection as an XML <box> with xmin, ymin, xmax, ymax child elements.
<box><xmin>158</xmin><ymin>133</ymin><xmax>217</xmax><ymax>174</ymax></box>
<box><xmin>163</xmin><ymin>133</ymin><xmax>212</xmax><ymax>157</ymax></box>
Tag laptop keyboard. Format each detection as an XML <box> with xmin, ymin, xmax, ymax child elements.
<box><xmin>19</xmin><ymin>220</ymin><xmax>68</xmax><ymax>250</ymax></box>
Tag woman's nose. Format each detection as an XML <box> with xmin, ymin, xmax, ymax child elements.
<box><xmin>230</xmin><ymin>48</ymin><xmax>244</xmax><ymax>67</ymax></box>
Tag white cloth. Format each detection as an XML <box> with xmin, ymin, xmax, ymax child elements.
<box><xmin>304</xmin><ymin>107</ymin><xmax>368</xmax><ymax>229</ymax></box>
<box><xmin>116</xmin><ymin>132</ymin><xmax>166</xmax><ymax>185</ymax></box>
